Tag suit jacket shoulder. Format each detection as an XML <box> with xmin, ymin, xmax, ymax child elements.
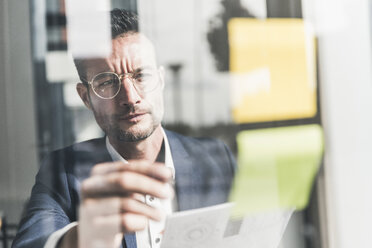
<box><xmin>12</xmin><ymin>138</ymin><xmax>111</xmax><ymax>248</ymax></box>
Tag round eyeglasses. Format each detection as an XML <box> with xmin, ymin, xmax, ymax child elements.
<box><xmin>84</xmin><ymin>68</ymin><xmax>161</xmax><ymax>99</ymax></box>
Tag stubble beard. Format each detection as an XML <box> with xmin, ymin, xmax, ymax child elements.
<box><xmin>90</xmin><ymin>92</ymin><xmax>164</xmax><ymax>142</ymax></box>
<box><xmin>112</xmin><ymin>118</ymin><xmax>159</xmax><ymax>142</ymax></box>
<box><xmin>98</xmin><ymin>109</ymin><xmax>161</xmax><ymax>142</ymax></box>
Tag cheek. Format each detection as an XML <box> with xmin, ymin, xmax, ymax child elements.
<box><xmin>147</xmin><ymin>93</ymin><xmax>164</xmax><ymax>119</ymax></box>
<box><xmin>155</xmin><ymin>98</ymin><xmax>164</xmax><ymax>119</ymax></box>
<box><xmin>90</xmin><ymin>93</ymin><xmax>120</xmax><ymax>113</ymax></box>
<box><xmin>91</xmin><ymin>101</ymin><xmax>120</xmax><ymax>122</ymax></box>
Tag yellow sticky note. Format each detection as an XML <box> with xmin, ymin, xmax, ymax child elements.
<box><xmin>229</xmin><ymin>125</ymin><xmax>323</xmax><ymax>216</ymax></box>
<box><xmin>229</xmin><ymin>19</ymin><xmax>317</xmax><ymax>123</ymax></box>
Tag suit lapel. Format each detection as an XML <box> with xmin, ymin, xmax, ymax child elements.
<box><xmin>166</xmin><ymin>130</ymin><xmax>232</xmax><ymax>211</ymax></box>
<box><xmin>166</xmin><ymin>130</ymin><xmax>208</xmax><ymax>211</ymax></box>
<box><xmin>71</xmin><ymin>137</ymin><xmax>113</xmax><ymax>182</ymax></box>
<box><xmin>123</xmin><ymin>233</ymin><xmax>137</xmax><ymax>248</ymax></box>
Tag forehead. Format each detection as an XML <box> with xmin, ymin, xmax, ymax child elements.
<box><xmin>82</xmin><ymin>33</ymin><xmax>157</xmax><ymax>78</ymax></box>
<box><xmin>111</xmin><ymin>33</ymin><xmax>157</xmax><ymax>66</ymax></box>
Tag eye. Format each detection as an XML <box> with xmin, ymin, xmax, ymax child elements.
<box><xmin>98</xmin><ymin>80</ymin><xmax>115</xmax><ymax>88</ymax></box>
<box><xmin>133</xmin><ymin>71</ymin><xmax>153</xmax><ymax>81</ymax></box>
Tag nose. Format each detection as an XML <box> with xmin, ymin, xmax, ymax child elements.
<box><xmin>118</xmin><ymin>76</ymin><xmax>142</xmax><ymax>106</ymax></box>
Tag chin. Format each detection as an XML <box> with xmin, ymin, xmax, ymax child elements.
<box><xmin>117</xmin><ymin>122</ymin><xmax>158</xmax><ymax>142</ymax></box>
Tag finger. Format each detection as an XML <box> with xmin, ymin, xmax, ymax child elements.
<box><xmin>79</xmin><ymin>209</ymin><xmax>148</xmax><ymax>234</ymax></box>
<box><xmin>82</xmin><ymin>197</ymin><xmax>120</xmax><ymax>216</ymax></box>
<box><xmin>120</xmin><ymin>213</ymin><xmax>148</xmax><ymax>233</ymax></box>
<box><xmin>92</xmin><ymin>213</ymin><xmax>148</xmax><ymax>233</ymax></box>
<box><xmin>114</xmin><ymin>233</ymin><xmax>124</xmax><ymax>248</ymax></box>
<box><xmin>79</xmin><ymin>210</ymin><xmax>122</xmax><ymax>248</ymax></box>
<box><xmin>91</xmin><ymin>161</ymin><xmax>173</xmax><ymax>182</ymax></box>
<box><xmin>82</xmin><ymin>197</ymin><xmax>164</xmax><ymax>221</ymax></box>
<box><xmin>130</xmin><ymin>193</ymin><xmax>145</xmax><ymax>202</ymax></box>
<box><xmin>91</xmin><ymin>161</ymin><xmax>127</xmax><ymax>176</ymax></box>
<box><xmin>126</xmin><ymin>160</ymin><xmax>173</xmax><ymax>182</ymax></box>
<box><xmin>81</xmin><ymin>171</ymin><xmax>174</xmax><ymax>199</ymax></box>
<box><xmin>119</xmin><ymin>198</ymin><xmax>164</xmax><ymax>221</ymax></box>
<box><xmin>83</xmin><ymin>213</ymin><xmax>148</xmax><ymax>235</ymax></box>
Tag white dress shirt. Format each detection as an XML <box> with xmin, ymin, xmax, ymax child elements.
<box><xmin>44</xmin><ymin>128</ymin><xmax>176</xmax><ymax>248</ymax></box>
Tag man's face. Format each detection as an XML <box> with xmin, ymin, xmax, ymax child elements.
<box><xmin>77</xmin><ymin>33</ymin><xmax>165</xmax><ymax>142</ymax></box>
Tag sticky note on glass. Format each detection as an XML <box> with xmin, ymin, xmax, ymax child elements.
<box><xmin>228</xmin><ymin>19</ymin><xmax>317</xmax><ymax>123</ymax></box>
<box><xmin>65</xmin><ymin>0</ymin><xmax>112</xmax><ymax>58</ymax></box>
<box><xmin>229</xmin><ymin>125</ymin><xmax>323</xmax><ymax>216</ymax></box>
<box><xmin>46</xmin><ymin>51</ymin><xmax>79</xmax><ymax>82</ymax></box>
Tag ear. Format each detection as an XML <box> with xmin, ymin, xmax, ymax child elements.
<box><xmin>158</xmin><ymin>66</ymin><xmax>166</xmax><ymax>90</ymax></box>
<box><xmin>76</xmin><ymin>83</ymin><xmax>92</xmax><ymax>110</ymax></box>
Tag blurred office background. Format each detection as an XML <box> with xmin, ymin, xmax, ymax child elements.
<box><xmin>1</xmin><ymin>0</ymin><xmax>372</xmax><ymax>247</ymax></box>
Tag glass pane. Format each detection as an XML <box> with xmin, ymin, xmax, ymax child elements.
<box><xmin>1</xmin><ymin>0</ymin><xmax>371</xmax><ymax>248</ymax></box>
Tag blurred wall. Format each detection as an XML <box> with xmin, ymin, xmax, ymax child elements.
<box><xmin>0</xmin><ymin>0</ymin><xmax>38</xmax><ymax>224</ymax></box>
<box><xmin>315</xmin><ymin>0</ymin><xmax>372</xmax><ymax>247</ymax></box>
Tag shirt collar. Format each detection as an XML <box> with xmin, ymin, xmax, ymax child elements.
<box><xmin>105</xmin><ymin>127</ymin><xmax>175</xmax><ymax>179</ymax></box>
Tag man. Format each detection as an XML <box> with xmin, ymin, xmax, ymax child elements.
<box><xmin>12</xmin><ymin>9</ymin><xmax>235</xmax><ymax>248</ymax></box>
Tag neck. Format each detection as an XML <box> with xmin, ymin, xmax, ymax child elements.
<box><xmin>108</xmin><ymin>126</ymin><xmax>164</xmax><ymax>162</ymax></box>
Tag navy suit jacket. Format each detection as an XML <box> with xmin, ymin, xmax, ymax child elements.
<box><xmin>12</xmin><ymin>130</ymin><xmax>236</xmax><ymax>248</ymax></box>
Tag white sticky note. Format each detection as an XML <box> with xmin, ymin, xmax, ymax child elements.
<box><xmin>63</xmin><ymin>83</ymin><xmax>85</xmax><ymax>107</ymax></box>
<box><xmin>65</xmin><ymin>0</ymin><xmax>112</xmax><ymax>58</ymax></box>
<box><xmin>230</xmin><ymin>67</ymin><xmax>271</xmax><ymax>108</ymax></box>
<box><xmin>241</xmin><ymin>0</ymin><xmax>267</xmax><ymax>19</ymax></box>
<box><xmin>46</xmin><ymin>51</ymin><xmax>79</xmax><ymax>83</ymax></box>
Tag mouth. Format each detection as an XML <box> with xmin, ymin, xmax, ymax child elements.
<box><xmin>119</xmin><ymin>113</ymin><xmax>147</xmax><ymax>123</ymax></box>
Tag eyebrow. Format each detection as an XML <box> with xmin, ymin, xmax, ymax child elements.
<box><xmin>84</xmin><ymin>66</ymin><xmax>157</xmax><ymax>82</ymax></box>
<box><xmin>132</xmin><ymin>66</ymin><xmax>156</xmax><ymax>73</ymax></box>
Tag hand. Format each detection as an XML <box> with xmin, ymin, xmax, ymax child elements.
<box><xmin>78</xmin><ymin>160</ymin><xmax>174</xmax><ymax>248</ymax></box>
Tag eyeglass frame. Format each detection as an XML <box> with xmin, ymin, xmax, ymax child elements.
<box><xmin>81</xmin><ymin>67</ymin><xmax>162</xmax><ymax>100</ymax></box>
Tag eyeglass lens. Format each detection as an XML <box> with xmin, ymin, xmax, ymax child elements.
<box><xmin>92</xmin><ymin>73</ymin><xmax>120</xmax><ymax>99</ymax></box>
<box><xmin>91</xmin><ymin>71</ymin><xmax>158</xmax><ymax>99</ymax></box>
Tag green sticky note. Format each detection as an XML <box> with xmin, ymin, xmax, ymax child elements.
<box><xmin>230</xmin><ymin>124</ymin><xmax>324</xmax><ymax>216</ymax></box>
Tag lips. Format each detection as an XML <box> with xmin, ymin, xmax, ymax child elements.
<box><xmin>119</xmin><ymin>112</ymin><xmax>147</xmax><ymax>122</ymax></box>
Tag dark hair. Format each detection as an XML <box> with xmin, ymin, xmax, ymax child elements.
<box><xmin>74</xmin><ymin>9</ymin><xmax>139</xmax><ymax>84</ymax></box>
<box><xmin>110</xmin><ymin>8</ymin><xmax>139</xmax><ymax>38</ymax></box>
